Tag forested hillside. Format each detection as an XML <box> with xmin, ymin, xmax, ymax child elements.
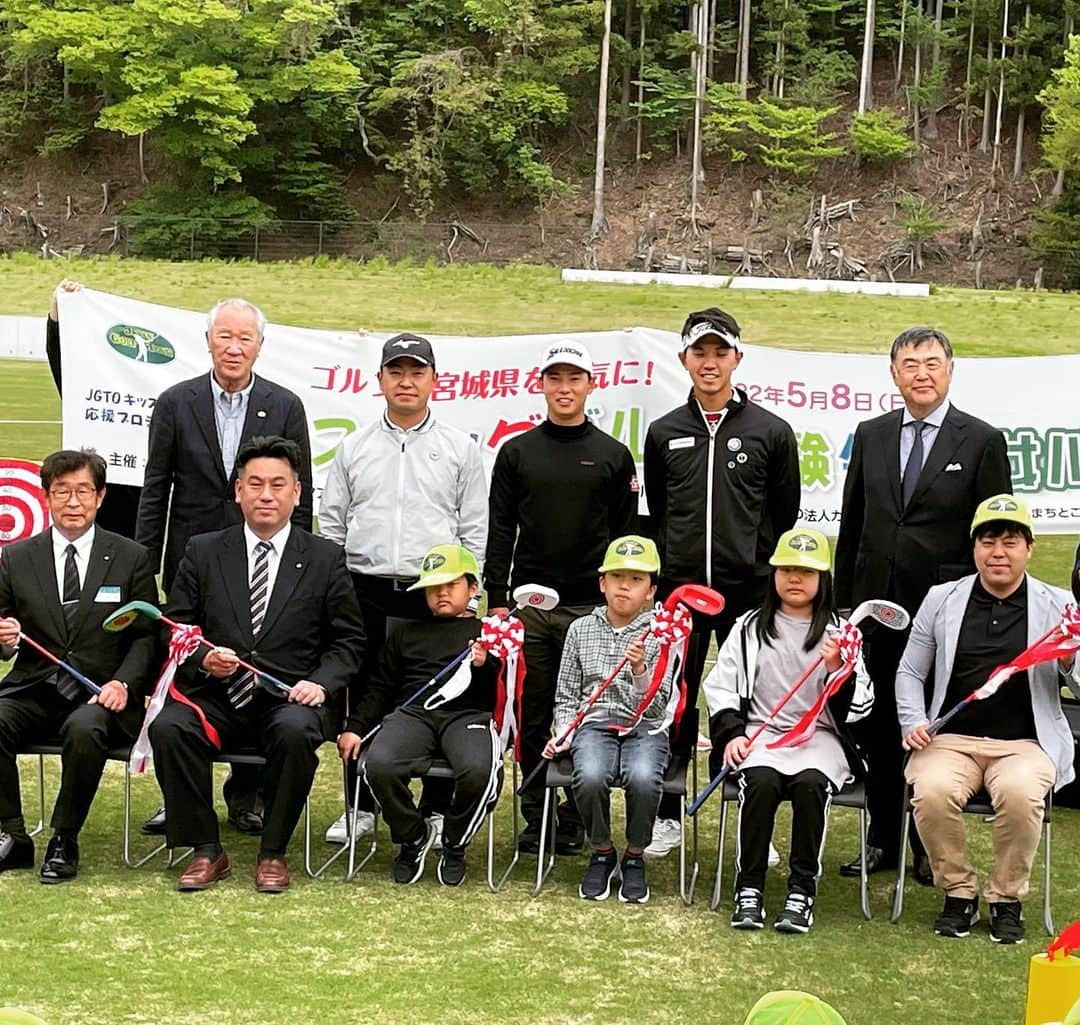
<box><xmin>2</xmin><ymin>1</ymin><xmax>1079</xmax><ymax>285</ymax></box>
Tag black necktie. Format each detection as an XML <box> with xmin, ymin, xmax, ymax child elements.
<box><xmin>56</xmin><ymin>544</ymin><xmax>84</xmax><ymax>700</ymax></box>
<box><xmin>901</xmin><ymin>421</ymin><xmax>926</xmax><ymax>508</ymax></box>
<box><xmin>227</xmin><ymin>541</ymin><xmax>273</xmax><ymax>710</ymax></box>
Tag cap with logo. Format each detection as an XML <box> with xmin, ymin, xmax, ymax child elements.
<box><xmin>381</xmin><ymin>333</ymin><xmax>436</xmax><ymax>369</ymax></box>
<box><xmin>970</xmin><ymin>493</ymin><xmax>1032</xmax><ymax>535</ymax></box>
<box><xmin>598</xmin><ymin>534</ymin><xmax>661</xmax><ymax>574</ymax></box>
<box><xmin>539</xmin><ymin>340</ymin><xmax>593</xmax><ymax>376</ymax></box>
<box><xmin>681</xmin><ymin>307</ymin><xmax>742</xmax><ymax>351</ymax></box>
<box><xmin>407</xmin><ymin>544</ymin><xmax>480</xmax><ymax>590</ymax></box>
<box><xmin>769</xmin><ymin>528</ymin><xmax>832</xmax><ymax>572</ymax></box>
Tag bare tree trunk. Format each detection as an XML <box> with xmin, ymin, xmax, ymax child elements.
<box><xmin>138</xmin><ymin>133</ymin><xmax>148</xmax><ymax>184</ymax></box>
<box><xmin>978</xmin><ymin>30</ymin><xmax>992</xmax><ymax>154</ymax></box>
<box><xmin>991</xmin><ymin>0</ymin><xmax>1010</xmax><ymax>175</ymax></box>
<box><xmin>590</xmin><ymin>0</ymin><xmax>613</xmax><ymax>238</ymax></box>
<box><xmin>895</xmin><ymin>0</ymin><xmax>908</xmax><ymax>95</ymax></box>
<box><xmin>635</xmin><ymin>9</ymin><xmax>646</xmax><ymax>162</ymax></box>
<box><xmin>620</xmin><ymin>0</ymin><xmax>633</xmax><ymax>122</ymax></box>
<box><xmin>773</xmin><ymin>2</ymin><xmax>787</xmax><ymax>99</ymax></box>
<box><xmin>959</xmin><ymin>9</ymin><xmax>975</xmax><ymax>148</ymax></box>
<box><xmin>737</xmin><ymin>0</ymin><xmax>751</xmax><ymax>95</ymax></box>
<box><xmin>62</xmin><ymin>62</ymin><xmax>70</xmax><ymax>103</ymax></box>
<box><xmin>858</xmin><ymin>0</ymin><xmax>876</xmax><ymax>114</ymax></box>
<box><xmin>707</xmin><ymin>0</ymin><xmax>717</xmax><ymax>80</ymax></box>
<box><xmin>1053</xmin><ymin>15</ymin><xmax>1073</xmax><ymax>198</ymax></box>
<box><xmin>690</xmin><ymin>0</ymin><xmax>707</xmax><ymax>228</ymax></box>
<box><xmin>1012</xmin><ymin>4</ymin><xmax>1031</xmax><ymax>181</ymax></box>
<box><xmin>912</xmin><ymin>0</ymin><xmax>923</xmax><ymax>146</ymax></box>
<box><xmin>925</xmin><ymin>0</ymin><xmax>944</xmax><ymax>138</ymax></box>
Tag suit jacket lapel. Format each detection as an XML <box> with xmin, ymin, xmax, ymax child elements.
<box><xmin>909</xmin><ymin>408</ymin><xmax>965</xmax><ymax>509</ymax></box>
<box><xmin>939</xmin><ymin>575</ymin><xmax>974</xmax><ymax>689</ymax></box>
<box><xmin>191</xmin><ymin>375</ymin><xmax>228</xmax><ymax>484</ymax></box>
<box><xmin>258</xmin><ymin>529</ymin><xmax>309</xmax><ymax>639</ymax></box>
<box><xmin>69</xmin><ymin>532</ymin><xmax>114</xmax><ymax>642</ymax></box>
<box><xmin>881</xmin><ymin>412</ymin><xmax>903</xmax><ymax>514</ymax></box>
<box><xmin>30</xmin><ymin>530</ymin><xmax>66</xmax><ymax>640</ymax></box>
<box><xmin>219</xmin><ymin>528</ymin><xmax>255</xmax><ymax>645</ymax></box>
<box><xmin>238</xmin><ymin>378</ymin><xmax>275</xmax><ymax>468</ymax></box>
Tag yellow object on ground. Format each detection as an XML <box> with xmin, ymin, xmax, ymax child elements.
<box><xmin>1026</xmin><ymin>954</ymin><xmax>1080</xmax><ymax>1025</ymax></box>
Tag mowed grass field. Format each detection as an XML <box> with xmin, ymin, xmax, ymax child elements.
<box><xmin>1</xmin><ymin>256</ymin><xmax>1079</xmax><ymax>1025</ymax></box>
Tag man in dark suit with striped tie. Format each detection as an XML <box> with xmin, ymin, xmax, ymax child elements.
<box><xmin>0</xmin><ymin>449</ymin><xmax>158</xmax><ymax>882</ymax></box>
<box><xmin>834</xmin><ymin>327</ymin><xmax>1012</xmax><ymax>880</ymax></box>
<box><xmin>148</xmin><ymin>436</ymin><xmax>365</xmax><ymax>893</ymax></box>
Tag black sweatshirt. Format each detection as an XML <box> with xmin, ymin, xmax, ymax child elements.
<box><xmin>483</xmin><ymin>419</ymin><xmax>639</xmax><ymax>607</ymax></box>
<box><xmin>347</xmin><ymin>616</ymin><xmax>501</xmax><ymax>735</ymax></box>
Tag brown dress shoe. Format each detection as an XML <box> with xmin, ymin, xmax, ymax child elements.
<box><xmin>177</xmin><ymin>850</ymin><xmax>231</xmax><ymax>891</ymax></box>
<box><xmin>255</xmin><ymin>857</ymin><xmax>290</xmax><ymax>893</ymax></box>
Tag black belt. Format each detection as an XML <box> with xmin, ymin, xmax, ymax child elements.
<box><xmin>351</xmin><ymin>572</ymin><xmax>420</xmax><ymax>593</ymax></box>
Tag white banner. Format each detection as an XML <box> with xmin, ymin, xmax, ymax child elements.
<box><xmin>57</xmin><ymin>288</ymin><xmax>1080</xmax><ymax>533</ymax></box>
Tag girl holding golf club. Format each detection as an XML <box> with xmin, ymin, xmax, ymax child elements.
<box><xmin>702</xmin><ymin>528</ymin><xmax>873</xmax><ymax>934</ymax></box>
<box><xmin>543</xmin><ymin>536</ymin><xmax>671</xmax><ymax>905</ymax></box>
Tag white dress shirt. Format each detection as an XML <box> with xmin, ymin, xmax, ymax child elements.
<box><xmin>51</xmin><ymin>525</ymin><xmax>95</xmax><ymax>604</ymax></box>
<box><xmin>900</xmin><ymin>398</ymin><xmax>951</xmax><ymax>480</ymax></box>
<box><xmin>243</xmin><ymin>521</ymin><xmax>291</xmax><ymax>604</ymax></box>
<box><xmin>211</xmin><ymin>371</ymin><xmax>255</xmax><ymax>478</ymax></box>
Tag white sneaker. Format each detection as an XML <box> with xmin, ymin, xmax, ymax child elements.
<box><xmin>768</xmin><ymin>842</ymin><xmax>781</xmax><ymax>867</ymax></box>
<box><xmin>427</xmin><ymin>813</ymin><xmax>444</xmax><ymax>851</ymax></box>
<box><xmin>644</xmin><ymin>818</ymin><xmax>682</xmax><ymax>858</ymax></box>
<box><xmin>325</xmin><ymin>809</ymin><xmax>375</xmax><ymax>845</ymax></box>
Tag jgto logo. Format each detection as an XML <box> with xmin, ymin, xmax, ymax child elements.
<box><xmin>616</xmin><ymin>539</ymin><xmax>646</xmax><ymax>556</ymax></box>
<box><xmin>788</xmin><ymin>533</ymin><xmax>819</xmax><ymax>552</ymax></box>
<box><xmin>421</xmin><ymin>553</ymin><xmax>447</xmax><ymax>572</ymax></box>
<box><xmin>987</xmin><ymin>498</ymin><xmax>1018</xmax><ymax>512</ymax></box>
<box><xmin>106</xmin><ymin>325</ymin><xmax>176</xmax><ymax>365</ymax></box>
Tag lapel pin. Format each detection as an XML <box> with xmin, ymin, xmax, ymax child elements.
<box><xmin>296</xmin><ymin>562</ymin><xmax>303</xmax><ymax>569</ymax></box>
<box><xmin>103</xmin><ymin>555</ymin><xmax>111</xmax><ymax>561</ymax></box>
<box><xmin>257</xmin><ymin>410</ymin><xmax>267</xmax><ymax>418</ymax></box>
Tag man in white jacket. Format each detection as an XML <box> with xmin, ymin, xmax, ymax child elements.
<box><xmin>318</xmin><ymin>334</ymin><xmax>489</xmax><ymax>841</ymax></box>
<box><xmin>897</xmin><ymin>495</ymin><xmax>1080</xmax><ymax>945</ymax></box>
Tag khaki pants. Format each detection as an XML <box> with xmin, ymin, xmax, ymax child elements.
<box><xmin>905</xmin><ymin>734</ymin><xmax>1054</xmax><ymax>903</ymax></box>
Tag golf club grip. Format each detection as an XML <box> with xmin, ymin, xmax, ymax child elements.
<box><xmin>517</xmin><ymin>758</ymin><xmax>548</xmax><ymax>795</ymax></box>
<box><xmin>235</xmin><ymin>659</ymin><xmax>324</xmax><ymax>709</ymax></box>
<box><xmin>927</xmin><ymin>703</ymin><xmax>963</xmax><ymax>736</ymax></box>
<box><xmin>687</xmin><ymin>764</ymin><xmax>731</xmax><ymax>816</ymax></box>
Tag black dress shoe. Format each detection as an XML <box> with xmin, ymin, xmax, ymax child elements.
<box><xmin>913</xmin><ymin>853</ymin><xmax>935</xmax><ymax>887</ymax></box>
<box><xmin>227</xmin><ymin>809</ymin><xmax>264</xmax><ymax>835</ymax></box>
<box><xmin>39</xmin><ymin>835</ymin><xmax>79</xmax><ymax>884</ymax></box>
<box><xmin>516</xmin><ymin>822</ymin><xmax>543</xmax><ymax>855</ymax></box>
<box><xmin>0</xmin><ymin>830</ymin><xmax>34</xmax><ymax>872</ymax></box>
<box><xmin>140</xmin><ymin>807</ymin><xmax>167</xmax><ymax>836</ymax></box>
<box><xmin>839</xmin><ymin>846</ymin><xmax>897</xmax><ymax>877</ymax></box>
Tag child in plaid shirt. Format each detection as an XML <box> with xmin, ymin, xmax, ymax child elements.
<box><xmin>544</xmin><ymin>535</ymin><xmax>672</xmax><ymax>903</ymax></box>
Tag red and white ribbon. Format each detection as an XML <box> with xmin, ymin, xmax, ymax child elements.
<box><xmin>483</xmin><ymin>615</ymin><xmax>526</xmax><ymax>757</ymax></box>
<box><xmin>768</xmin><ymin>623</ymin><xmax>863</xmax><ymax>750</ymax></box>
<box><xmin>620</xmin><ymin>603</ymin><xmax>693</xmax><ymax>736</ymax></box>
<box><xmin>974</xmin><ymin>604</ymin><xmax>1080</xmax><ymax>701</ymax></box>
<box><xmin>130</xmin><ymin>623</ymin><xmax>213</xmax><ymax>773</ymax></box>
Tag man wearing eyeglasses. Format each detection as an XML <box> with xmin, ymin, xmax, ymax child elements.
<box><xmin>0</xmin><ymin>449</ymin><xmax>159</xmax><ymax>882</ymax></box>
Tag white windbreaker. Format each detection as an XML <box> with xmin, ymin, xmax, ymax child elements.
<box><xmin>318</xmin><ymin>411</ymin><xmax>488</xmax><ymax>577</ymax></box>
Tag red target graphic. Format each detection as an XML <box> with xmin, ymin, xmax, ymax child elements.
<box><xmin>0</xmin><ymin>458</ymin><xmax>50</xmax><ymax>549</ymax></box>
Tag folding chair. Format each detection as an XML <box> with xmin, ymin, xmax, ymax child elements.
<box><xmin>532</xmin><ymin>748</ymin><xmax>700</xmax><ymax>905</ymax></box>
<box><xmin>347</xmin><ymin>755</ymin><xmax>520</xmax><ymax>891</ymax></box>
<box><xmin>890</xmin><ymin>783</ymin><xmax>1053</xmax><ymax>934</ymax></box>
<box><xmin>710</xmin><ymin>776</ymin><xmax>871</xmax><ymax>920</ymax></box>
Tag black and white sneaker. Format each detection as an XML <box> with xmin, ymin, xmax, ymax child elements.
<box><xmin>934</xmin><ymin>895</ymin><xmax>979</xmax><ymax>938</ymax></box>
<box><xmin>437</xmin><ymin>843</ymin><xmax>467</xmax><ymax>887</ymax></box>
<box><xmin>578</xmin><ymin>850</ymin><xmax>619</xmax><ymax>901</ymax></box>
<box><xmin>989</xmin><ymin>901</ymin><xmax>1025</xmax><ymax>944</ymax></box>
<box><xmin>730</xmin><ymin>887</ymin><xmax>766</xmax><ymax>930</ymax></box>
<box><xmin>774</xmin><ymin>891</ymin><xmax>815</xmax><ymax>934</ymax></box>
<box><xmin>392</xmin><ymin>820</ymin><xmax>437</xmax><ymax>885</ymax></box>
<box><xmin>618</xmin><ymin>853</ymin><xmax>650</xmax><ymax>904</ymax></box>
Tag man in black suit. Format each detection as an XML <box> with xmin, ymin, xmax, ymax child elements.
<box><xmin>148</xmin><ymin>435</ymin><xmax>364</xmax><ymax>893</ymax></box>
<box><xmin>834</xmin><ymin>326</ymin><xmax>1012</xmax><ymax>879</ymax></box>
<box><xmin>136</xmin><ymin>297</ymin><xmax>312</xmax><ymax>833</ymax></box>
<box><xmin>0</xmin><ymin>450</ymin><xmax>158</xmax><ymax>882</ymax></box>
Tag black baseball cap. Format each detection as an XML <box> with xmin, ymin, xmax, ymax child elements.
<box><xmin>380</xmin><ymin>333</ymin><xmax>436</xmax><ymax>369</ymax></box>
<box><xmin>681</xmin><ymin>308</ymin><xmax>742</xmax><ymax>350</ymax></box>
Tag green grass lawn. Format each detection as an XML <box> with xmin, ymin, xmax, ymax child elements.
<box><xmin>1</xmin><ymin>256</ymin><xmax>1078</xmax><ymax>1025</ymax></box>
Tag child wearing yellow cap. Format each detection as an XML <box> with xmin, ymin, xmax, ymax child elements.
<box><xmin>543</xmin><ymin>535</ymin><xmax>671</xmax><ymax>904</ymax></box>
<box><xmin>339</xmin><ymin>544</ymin><xmax>501</xmax><ymax>887</ymax></box>
<box><xmin>702</xmin><ymin>528</ymin><xmax>873</xmax><ymax>933</ymax></box>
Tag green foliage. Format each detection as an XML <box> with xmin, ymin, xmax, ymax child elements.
<box><xmin>1031</xmin><ymin>180</ymin><xmax>1080</xmax><ymax>288</ymax></box>
<box><xmin>850</xmin><ymin>109</ymin><xmax>913</xmax><ymax>163</ymax></box>
<box><xmin>1040</xmin><ymin>35</ymin><xmax>1080</xmax><ymax>173</ymax></box>
<box><xmin>895</xmin><ymin>192</ymin><xmax>949</xmax><ymax>243</ymax></box>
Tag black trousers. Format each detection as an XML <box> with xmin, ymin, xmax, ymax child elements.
<box><xmin>516</xmin><ymin>602</ymin><xmax>594</xmax><ymax>827</ymax></box>
<box><xmin>656</xmin><ymin>576</ymin><xmax>767</xmax><ymax>819</ymax></box>
<box><xmin>857</xmin><ymin>626</ymin><xmax>924</xmax><ymax>863</ymax></box>
<box><xmin>734</xmin><ymin>766</ymin><xmax>834</xmax><ymax>897</ymax></box>
<box><xmin>149</xmin><ymin>691</ymin><xmax>325</xmax><ymax>856</ymax></box>
<box><xmin>363</xmin><ymin>707</ymin><xmax>502</xmax><ymax>847</ymax></box>
<box><xmin>0</xmin><ymin>685</ymin><xmax>136</xmax><ymax>835</ymax></box>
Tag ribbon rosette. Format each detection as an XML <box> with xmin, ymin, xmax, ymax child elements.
<box><xmin>130</xmin><ymin>622</ymin><xmax>214</xmax><ymax>773</ymax></box>
<box><xmin>1061</xmin><ymin>603</ymin><xmax>1080</xmax><ymax>640</ymax></box>
<box><xmin>767</xmin><ymin>622</ymin><xmax>863</xmax><ymax>750</ymax></box>
<box><xmin>482</xmin><ymin>615</ymin><xmax>526</xmax><ymax>757</ymax></box>
<box><xmin>618</xmin><ymin>602</ymin><xmax>694</xmax><ymax>736</ymax></box>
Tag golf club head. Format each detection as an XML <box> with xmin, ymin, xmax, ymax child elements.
<box><xmin>849</xmin><ymin>599</ymin><xmax>910</xmax><ymax>632</ymax></box>
<box><xmin>511</xmin><ymin>584</ymin><xmax>560</xmax><ymax>612</ymax></box>
<box><xmin>102</xmin><ymin>599</ymin><xmax>163</xmax><ymax>633</ymax></box>
<box><xmin>665</xmin><ymin>583</ymin><xmax>725</xmax><ymax>617</ymax></box>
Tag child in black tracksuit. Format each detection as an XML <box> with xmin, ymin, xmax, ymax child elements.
<box><xmin>339</xmin><ymin>545</ymin><xmax>502</xmax><ymax>887</ymax></box>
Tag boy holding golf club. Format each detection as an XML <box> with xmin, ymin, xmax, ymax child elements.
<box><xmin>340</xmin><ymin>544</ymin><xmax>503</xmax><ymax>887</ymax></box>
<box><xmin>703</xmin><ymin>529</ymin><xmax>873</xmax><ymax>934</ymax></box>
<box><xmin>544</xmin><ymin>535</ymin><xmax>671</xmax><ymax>904</ymax></box>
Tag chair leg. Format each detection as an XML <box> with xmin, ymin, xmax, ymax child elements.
<box><xmin>1043</xmin><ymin>818</ymin><xmax>1053</xmax><ymax>936</ymax></box>
<box><xmin>304</xmin><ymin>760</ymin><xmax>353</xmax><ymax>879</ymax></box>
<box><xmin>710</xmin><ymin>798</ymin><xmax>729</xmax><ymax>911</ymax></box>
<box><xmin>858</xmin><ymin>805</ymin><xmax>872</xmax><ymax>920</ymax></box>
<box><xmin>346</xmin><ymin>772</ymin><xmax>378</xmax><ymax>881</ymax></box>
<box><xmin>683</xmin><ymin>757</ymin><xmax>700</xmax><ymax>906</ymax></box>
<box><xmin>890</xmin><ymin>787</ymin><xmax>912</xmax><ymax>923</ymax></box>
<box><xmin>27</xmin><ymin>753</ymin><xmax>46</xmax><ymax>838</ymax></box>
<box><xmin>531</xmin><ymin>786</ymin><xmax>557</xmax><ymax>896</ymax></box>
<box><xmin>487</xmin><ymin>759</ymin><xmax>520</xmax><ymax>893</ymax></box>
<box><xmin>121</xmin><ymin>760</ymin><xmax>169</xmax><ymax>869</ymax></box>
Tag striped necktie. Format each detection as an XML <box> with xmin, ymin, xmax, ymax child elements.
<box><xmin>56</xmin><ymin>545</ymin><xmax>85</xmax><ymax>700</ymax></box>
<box><xmin>227</xmin><ymin>540</ymin><xmax>273</xmax><ymax>710</ymax></box>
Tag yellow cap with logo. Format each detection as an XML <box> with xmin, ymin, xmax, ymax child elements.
<box><xmin>769</xmin><ymin>528</ymin><xmax>832</xmax><ymax>572</ymax></box>
<box><xmin>598</xmin><ymin>535</ymin><xmax>661</xmax><ymax>574</ymax></box>
<box><xmin>408</xmin><ymin>544</ymin><xmax>480</xmax><ymax>590</ymax></box>
<box><xmin>970</xmin><ymin>493</ymin><xmax>1032</xmax><ymax>535</ymax></box>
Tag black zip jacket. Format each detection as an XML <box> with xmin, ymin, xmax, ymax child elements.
<box><xmin>643</xmin><ymin>388</ymin><xmax>800</xmax><ymax>590</ymax></box>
